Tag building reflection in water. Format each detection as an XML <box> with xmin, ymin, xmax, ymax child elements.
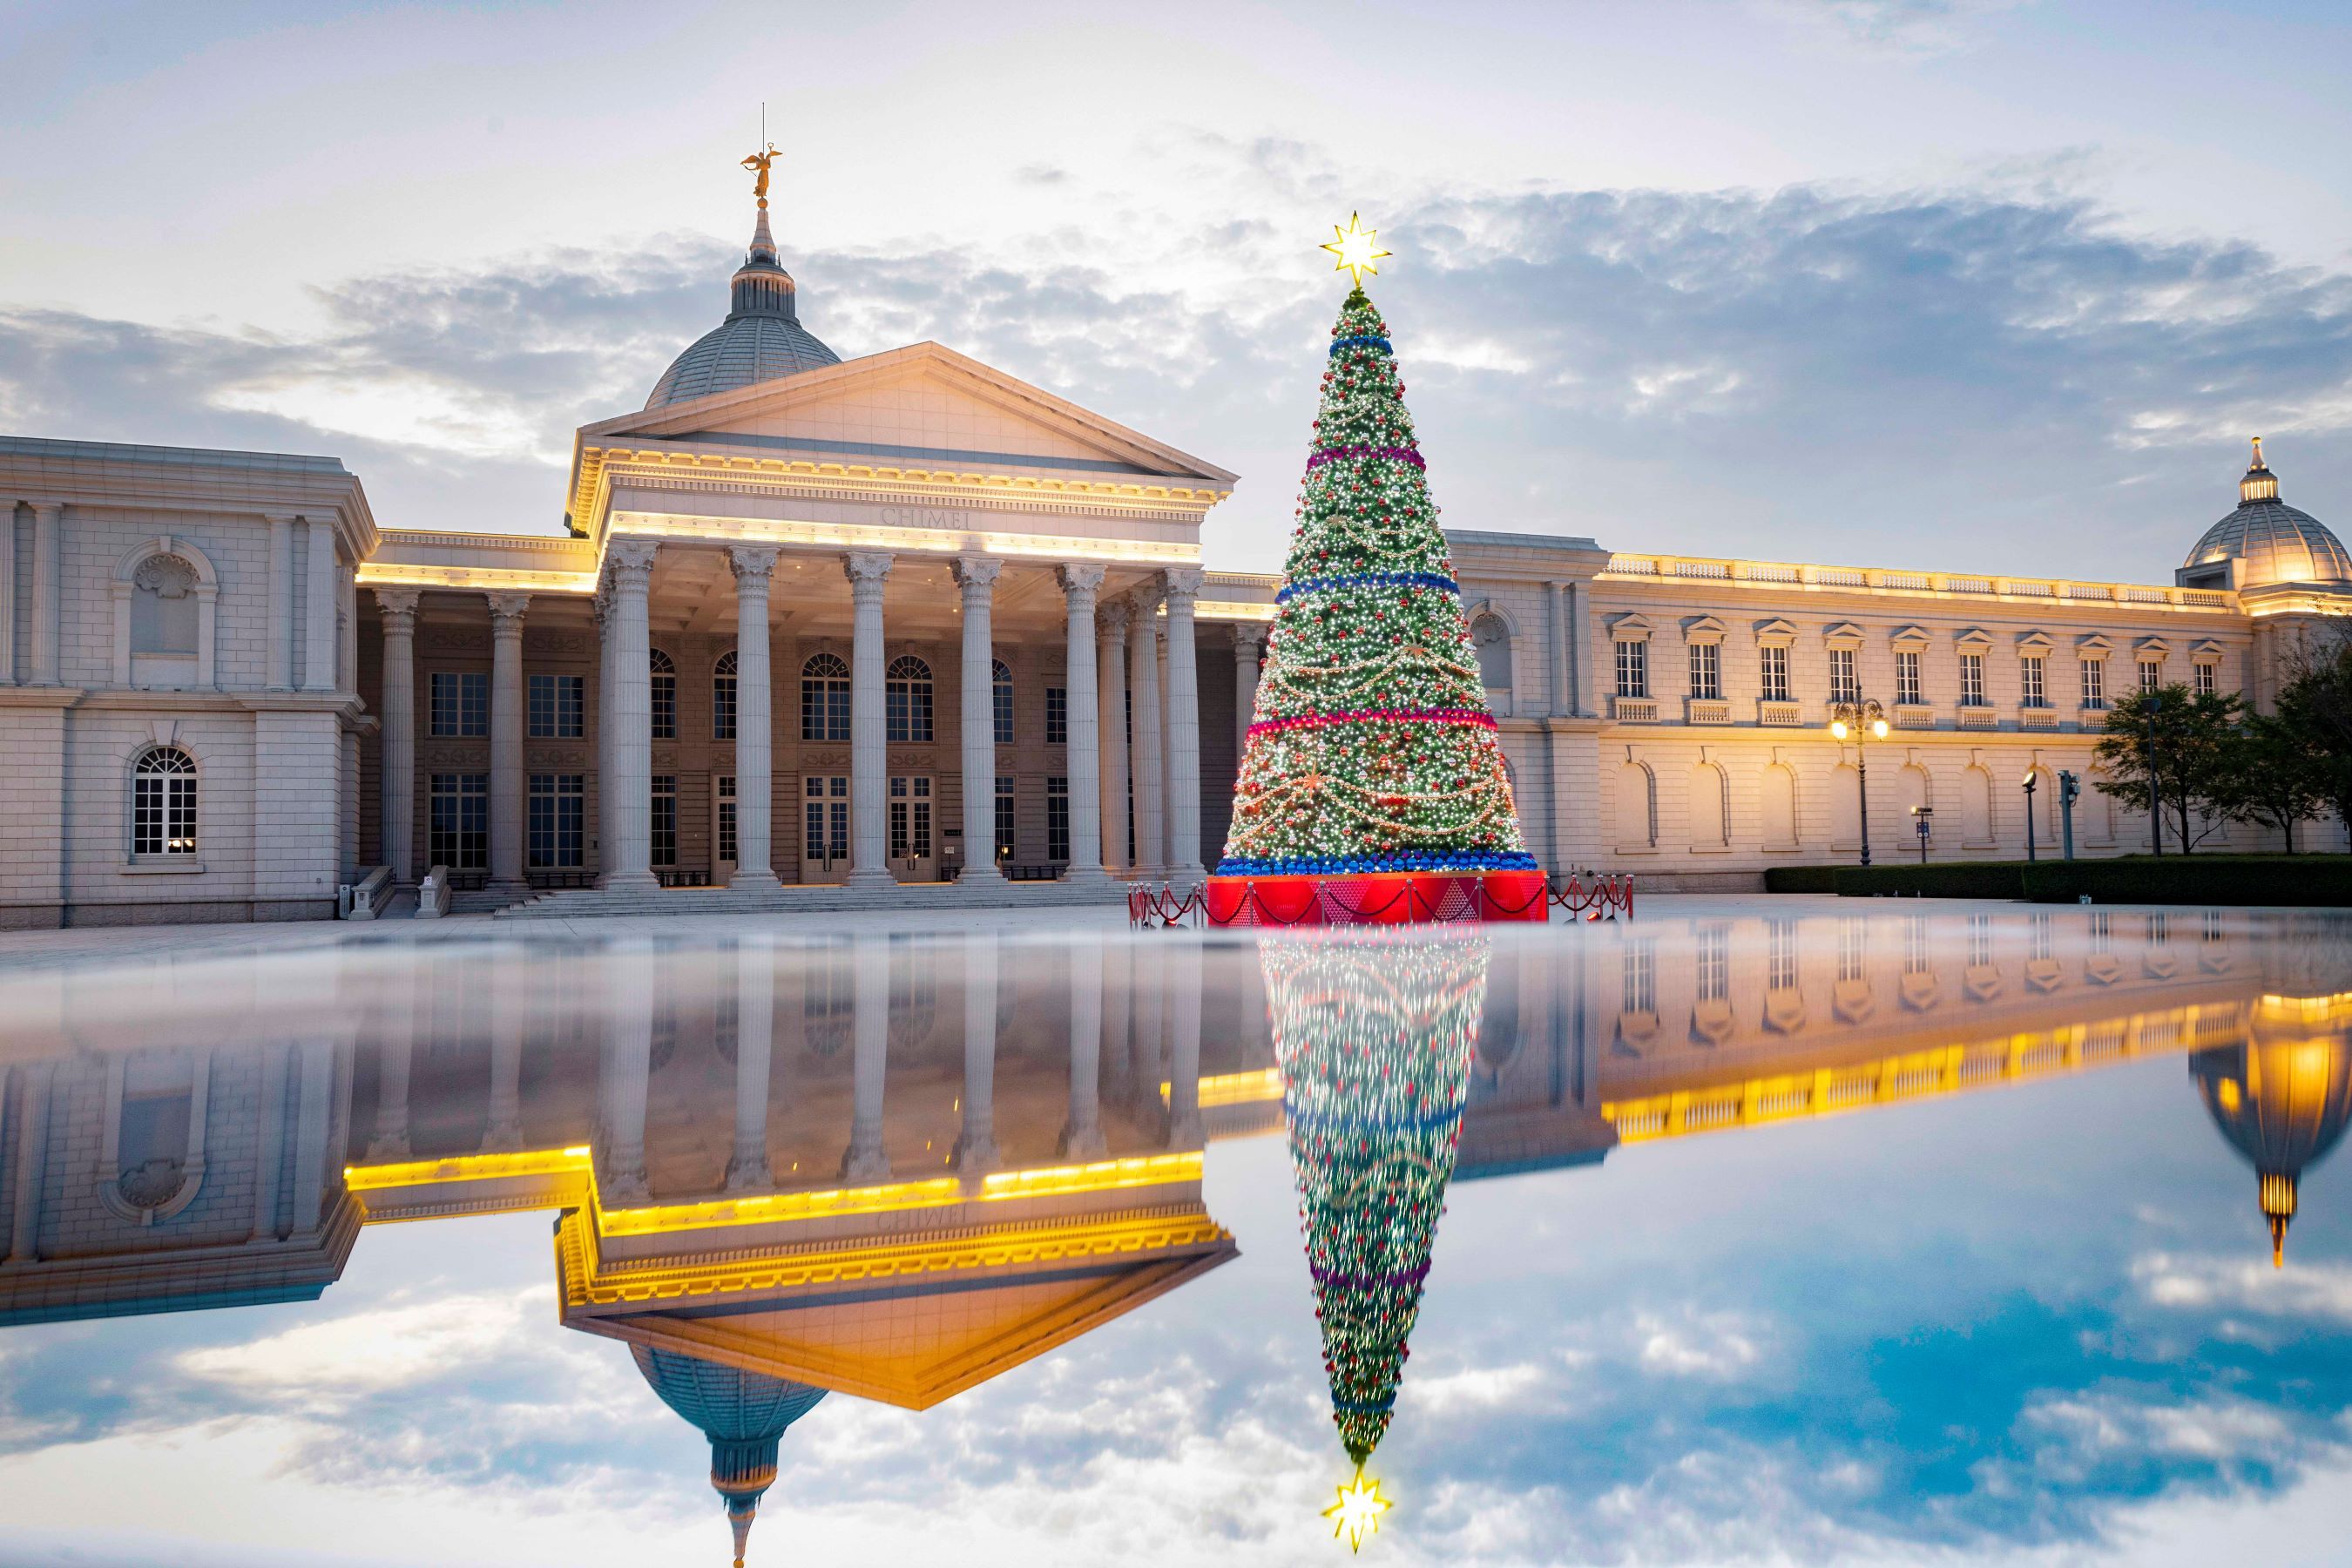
<box><xmin>0</xmin><ymin>907</ymin><xmax>2348</xmax><ymax>1559</ymax></box>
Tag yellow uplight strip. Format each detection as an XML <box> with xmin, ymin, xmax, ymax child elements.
<box><xmin>1159</xmin><ymin>1069</ymin><xmax>1284</xmax><ymax>1109</ymax></box>
<box><xmin>1195</xmin><ymin>599</ymin><xmax>1278</xmax><ymax>623</ymax></box>
<box><xmin>343</xmin><ymin>1145</ymin><xmax>592</xmax><ymax>1191</ymax></box>
<box><xmin>355</xmin><ymin>564</ymin><xmax>602</xmax><ymax>595</ymax></box>
<box><xmin>979</xmin><ymin>1151</ymin><xmax>1203</xmax><ymax>1200</ymax></box>
<box><xmin>598</xmin><ymin>1176</ymin><xmax>964</xmax><ymax>1236</ymax></box>
<box><xmin>611</xmin><ymin>519</ymin><xmax>1202</xmax><ymax>566</ymax></box>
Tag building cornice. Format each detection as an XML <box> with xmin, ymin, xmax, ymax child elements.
<box><xmin>1597</xmin><ymin>551</ymin><xmax>2239</xmax><ymax>615</ymax></box>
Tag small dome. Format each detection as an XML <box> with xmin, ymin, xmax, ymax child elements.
<box><xmin>645</xmin><ymin>204</ymin><xmax>841</xmax><ymax>410</ymax></box>
<box><xmin>632</xmin><ymin>1343</ymin><xmax>828</xmax><ymax>1567</ymax></box>
<box><xmin>2189</xmin><ymin>997</ymin><xmax>2352</xmax><ymax>1267</ymax></box>
<box><xmin>2180</xmin><ymin>438</ymin><xmax>2352</xmax><ymax>590</ymax></box>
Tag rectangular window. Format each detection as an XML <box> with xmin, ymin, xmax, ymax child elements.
<box><xmin>1767</xmin><ymin>919</ymin><xmax>1799</xmax><ymax>991</ymax></box>
<box><xmin>1614</xmin><ymin>640</ymin><xmax>1647</xmax><ymax>699</ymax></box>
<box><xmin>429</xmin><ymin>774</ymin><xmax>489</xmax><ymax>868</ymax></box>
<box><xmin>2020</xmin><ymin>655</ymin><xmax>2047</xmax><ymax>709</ymax></box>
<box><xmin>1045</xmin><ymin>686</ymin><xmax>1068</xmax><ymax>746</ymax></box>
<box><xmin>717</xmin><ymin>775</ymin><xmax>738</xmax><ymax>864</ymax></box>
<box><xmin>803</xmin><ymin>775</ymin><xmax>848</xmax><ymax>864</ymax></box>
<box><xmin>1837</xmin><ymin>918</ymin><xmax>1867</xmax><ymax>983</ymax></box>
<box><xmin>713</xmin><ymin>667</ymin><xmax>737</xmax><ymax>741</ymax></box>
<box><xmin>1895</xmin><ymin>650</ymin><xmax>1922</xmax><ymax>706</ymax></box>
<box><xmin>1688</xmin><ymin>643</ymin><xmax>1720</xmax><ymax>700</ymax></box>
<box><xmin>133</xmin><ymin>766</ymin><xmax>199</xmax><ymax>857</ymax></box>
<box><xmin>1959</xmin><ymin>652</ymin><xmax>1986</xmax><ymax>706</ymax></box>
<box><xmin>1903</xmin><ymin>915</ymin><xmax>1930</xmax><ymax>976</ymax></box>
<box><xmin>528</xmin><ymin>672</ymin><xmax>584</xmax><ymax>738</ymax></box>
<box><xmin>2195</xmin><ymin>662</ymin><xmax>2217</xmax><ymax>697</ymax></box>
<box><xmin>1828</xmin><ymin>646</ymin><xmax>1860</xmax><ymax>704</ymax></box>
<box><xmin>1696</xmin><ymin>928</ymin><xmax>1728</xmax><ymax>1002</ymax></box>
<box><xmin>2031</xmin><ymin>912</ymin><xmax>2053</xmax><ymax>963</ymax></box>
<box><xmin>1760</xmin><ymin>645</ymin><xmax>1790</xmax><ymax>703</ymax></box>
<box><xmin>994</xmin><ymin>775</ymin><xmax>1017</xmax><ymax>862</ymax></box>
<box><xmin>993</xmin><ymin>670</ymin><xmax>1015</xmax><ymax>746</ymax></box>
<box><xmin>1967</xmin><ymin>913</ymin><xmax>1993</xmax><ymax>969</ymax></box>
<box><xmin>1046</xmin><ymin>776</ymin><xmax>1071</xmax><ymax>862</ymax></box>
<box><xmin>1621</xmin><ymin>940</ymin><xmax>1657</xmax><ymax>1015</ymax></box>
<box><xmin>527</xmin><ymin>774</ymin><xmax>585</xmax><ymax>868</ymax></box>
<box><xmin>2091</xmin><ymin>909</ymin><xmax>2112</xmax><ymax>953</ymax></box>
<box><xmin>2081</xmin><ymin>659</ymin><xmax>2105</xmax><ymax>709</ymax></box>
<box><xmin>651</xmin><ymin>666</ymin><xmax>677</xmax><ymax>740</ymax></box>
<box><xmin>651</xmin><ymin>775</ymin><xmax>677</xmax><ymax>867</ymax></box>
<box><xmin>2139</xmin><ymin>659</ymin><xmax>2163</xmax><ymax>693</ymax></box>
<box><xmin>429</xmin><ymin>671</ymin><xmax>488</xmax><ymax>738</ymax></box>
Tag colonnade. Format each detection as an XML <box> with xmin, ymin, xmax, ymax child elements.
<box><xmin>371</xmin><ymin>547</ymin><xmax>1264</xmax><ymax>891</ymax></box>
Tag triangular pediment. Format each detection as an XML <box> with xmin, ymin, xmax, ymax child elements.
<box><xmin>580</xmin><ymin>341</ymin><xmax>1235</xmax><ymax>488</ymax></box>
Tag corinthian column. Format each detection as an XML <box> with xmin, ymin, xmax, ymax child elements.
<box><xmin>1058</xmin><ymin>564</ymin><xmax>1110</xmax><ymax>884</ymax></box>
<box><xmin>841</xmin><ymin>935</ymin><xmax>891</xmax><ymax>1179</ymax></box>
<box><xmin>1060</xmin><ymin>931</ymin><xmax>1108</xmax><ymax>1158</ymax></box>
<box><xmin>729</xmin><ymin>546</ymin><xmax>781</xmax><ymax>889</ymax></box>
<box><xmin>953</xmin><ymin>556</ymin><xmax>1005</xmax><ymax>889</ymax></box>
<box><xmin>1127</xmin><ymin>591</ymin><xmax>1165</xmax><ymax>878</ymax></box>
<box><xmin>1097</xmin><ymin>600</ymin><xmax>1132</xmax><ymax>873</ymax></box>
<box><xmin>1162</xmin><ymin>568</ymin><xmax>1206</xmax><ymax>882</ymax></box>
<box><xmin>954</xmin><ymin>936</ymin><xmax>1002</xmax><ymax>1173</ymax></box>
<box><xmin>727</xmin><ymin>937</ymin><xmax>776</xmax><ymax>1191</ymax></box>
<box><xmin>375</xmin><ymin>588</ymin><xmax>421</xmax><ymax>882</ymax></box>
<box><xmin>843</xmin><ymin>552</ymin><xmax>895</xmax><ymax>889</ymax></box>
<box><xmin>485</xmin><ymin>592</ymin><xmax>531</xmax><ymax>896</ymax></box>
<box><xmin>603</xmin><ymin>542</ymin><xmax>660</xmax><ymax>893</ymax></box>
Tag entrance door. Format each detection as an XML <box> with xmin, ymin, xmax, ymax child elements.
<box><xmin>713</xmin><ymin>774</ymin><xmax>738</xmax><ymax>884</ymax></box>
<box><xmin>802</xmin><ymin>774</ymin><xmax>849</xmax><ymax>884</ymax></box>
<box><xmin>888</xmin><ymin>774</ymin><xmax>936</xmax><ymax>882</ymax></box>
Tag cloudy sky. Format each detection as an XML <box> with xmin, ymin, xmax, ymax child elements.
<box><xmin>3</xmin><ymin>1</ymin><xmax>2349</xmax><ymax>578</ymax></box>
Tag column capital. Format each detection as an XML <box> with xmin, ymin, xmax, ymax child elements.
<box><xmin>727</xmin><ymin>544</ymin><xmax>781</xmax><ymax>585</ymax></box>
<box><xmin>1233</xmin><ymin>625</ymin><xmax>1265</xmax><ymax>658</ymax></box>
<box><xmin>608</xmin><ymin>538</ymin><xmax>659</xmax><ymax>582</ymax></box>
<box><xmin>1097</xmin><ymin>598</ymin><xmax>1132</xmax><ymax>638</ymax></box>
<box><xmin>1127</xmin><ymin>585</ymin><xmax>1164</xmax><ymax>618</ymax></box>
<box><xmin>373</xmin><ymin>586</ymin><xmax>422</xmax><ymax>625</ymax></box>
<box><xmin>1058</xmin><ymin>563</ymin><xmax>1107</xmax><ymax>605</ymax></box>
<box><xmin>484</xmin><ymin>592</ymin><xmax>531</xmax><ymax>634</ymax></box>
<box><xmin>951</xmin><ymin>555</ymin><xmax>1004</xmax><ymax>592</ymax></box>
<box><xmin>26</xmin><ymin>499</ymin><xmax>65</xmax><ymax>521</ymax></box>
<box><xmin>843</xmin><ymin>551</ymin><xmax>894</xmax><ymax>590</ymax></box>
<box><xmin>1160</xmin><ymin>566</ymin><xmax>1205</xmax><ymax>605</ymax></box>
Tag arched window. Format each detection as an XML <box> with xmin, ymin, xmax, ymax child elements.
<box><xmin>649</xmin><ymin>649</ymin><xmax>677</xmax><ymax>740</ymax></box>
<box><xmin>801</xmin><ymin>652</ymin><xmax>849</xmax><ymax>742</ymax></box>
<box><xmin>887</xmin><ymin>655</ymin><xmax>934</xmax><ymax>743</ymax></box>
<box><xmin>131</xmin><ymin>555</ymin><xmax>200</xmax><ymax>655</ymax></box>
<box><xmin>133</xmin><ymin>747</ymin><xmax>198</xmax><ymax>858</ymax></box>
<box><xmin>1470</xmin><ymin>613</ymin><xmax>1512</xmax><ymax>691</ymax></box>
<box><xmin>713</xmin><ymin>651</ymin><xmax>739</xmax><ymax>741</ymax></box>
<box><xmin>991</xmin><ymin>659</ymin><xmax>1015</xmax><ymax>745</ymax></box>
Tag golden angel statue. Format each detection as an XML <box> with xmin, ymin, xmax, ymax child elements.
<box><xmin>742</xmin><ymin>142</ymin><xmax>780</xmax><ymax>206</ymax></box>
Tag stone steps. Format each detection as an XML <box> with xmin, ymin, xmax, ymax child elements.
<box><xmin>490</xmin><ymin>879</ymin><xmax>1133</xmax><ymax>920</ymax></box>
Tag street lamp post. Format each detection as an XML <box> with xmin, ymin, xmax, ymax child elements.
<box><xmin>2022</xmin><ymin>771</ymin><xmax>2039</xmax><ymax>862</ymax></box>
<box><xmin>1828</xmin><ymin>698</ymin><xmax>1890</xmax><ymax>868</ymax></box>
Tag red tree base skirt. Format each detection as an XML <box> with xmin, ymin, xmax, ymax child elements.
<box><xmin>1203</xmin><ymin>868</ymin><xmax>1550</xmax><ymax>927</ymax></box>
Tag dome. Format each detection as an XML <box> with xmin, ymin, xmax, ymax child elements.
<box><xmin>645</xmin><ymin>204</ymin><xmax>841</xmax><ymax>410</ymax></box>
<box><xmin>2189</xmin><ymin>996</ymin><xmax>2352</xmax><ymax>1266</ymax></box>
<box><xmin>2180</xmin><ymin>438</ymin><xmax>2352</xmax><ymax>590</ymax></box>
<box><xmin>632</xmin><ymin>1343</ymin><xmax>828</xmax><ymax>1566</ymax></box>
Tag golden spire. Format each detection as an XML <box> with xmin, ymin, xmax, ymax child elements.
<box><xmin>2240</xmin><ymin>436</ymin><xmax>2280</xmax><ymax>504</ymax></box>
<box><xmin>2260</xmin><ymin>1171</ymin><xmax>2297</xmax><ymax>1268</ymax></box>
<box><xmin>742</xmin><ymin>141</ymin><xmax>780</xmax><ymax>209</ymax></box>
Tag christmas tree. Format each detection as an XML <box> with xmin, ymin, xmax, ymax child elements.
<box><xmin>1265</xmin><ymin>927</ymin><xmax>1490</xmax><ymax>1546</ymax></box>
<box><xmin>1220</xmin><ymin>225</ymin><xmax>1535</xmax><ymax>883</ymax></box>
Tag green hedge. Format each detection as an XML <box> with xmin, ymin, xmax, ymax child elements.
<box><xmin>1763</xmin><ymin>855</ymin><xmax>2352</xmax><ymax>906</ymax></box>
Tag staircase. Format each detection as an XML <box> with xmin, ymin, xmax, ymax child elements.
<box><xmin>490</xmin><ymin>878</ymin><xmax>1132</xmax><ymax>920</ymax></box>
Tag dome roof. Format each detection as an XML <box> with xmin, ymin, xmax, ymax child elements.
<box><xmin>2189</xmin><ymin>999</ymin><xmax>2352</xmax><ymax>1267</ymax></box>
<box><xmin>2180</xmin><ymin>438</ymin><xmax>2352</xmax><ymax>590</ymax></box>
<box><xmin>632</xmin><ymin>1343</ymin><xmax>828</xmax><ymax>1567</ymax></box>
<box><xmin>645</xmin><ymin>204</ymin><xmax>841</xmax><ymax>410</ymax></box>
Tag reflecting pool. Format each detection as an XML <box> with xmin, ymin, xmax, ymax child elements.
<box><xmin>1</xmin><ymin>904</ymin><xmax>2349</xmax><ymax>1566</ymax></box>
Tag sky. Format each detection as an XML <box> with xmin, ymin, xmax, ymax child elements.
<box><xmin>2</xmin><ymin>1</ymin><xmax>2349</xmax><ymax>579</ymax></box>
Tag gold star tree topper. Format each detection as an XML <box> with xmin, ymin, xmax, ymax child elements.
<box><xmin>1321</xmin><ymin>213</ymin><xmax>1392</xmax><ymax>286</ymax></box>
<box><xmin>1323</xmin><ymin>1468</ymin><xmax>1393</xmax><ymax>1552</ymax></box>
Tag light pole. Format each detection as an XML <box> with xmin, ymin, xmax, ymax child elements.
<box><xmin>2058</xmin><ymin>769</ymin><xmax>2079</xmax><ymax>861</ymax></box>
<box><xmin>1911</xmin><ymin>804</ymin><xmax>1933</xmax><ymax>863</ymax></box>
<box><xmin>1828</xmin><ymin>698</ymin><xmax>1889</xmax><ymax>868</ymax></box>
<box><xmin>2022</xmin><ymin>771</ymin><xmax>2039</xmax><ymax>862</ymax></box>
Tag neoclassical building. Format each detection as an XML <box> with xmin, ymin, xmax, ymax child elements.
<box><xmin>2</xmin><ymin>199</ymin><xmax>2348</xmax><ymax>924</ymax></box>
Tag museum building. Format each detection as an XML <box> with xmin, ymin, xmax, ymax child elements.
<box><xmin>1</xmin><ymin>195</ymin><xmax>2348</xmax><ymax>926</ymax></box>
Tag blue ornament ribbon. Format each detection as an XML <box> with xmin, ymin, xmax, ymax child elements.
<box><xmin>1328</xmin><ymin>334</ymin><xmax>1394</xmax><ymax>356</ymax></box>
<box><xmin>1277</xmin><ymin>570</ymin><xmax>1458</xmax><ymax>605</ymax></box>
<box><xmin>1214</xmin><ymin>849</ymin><xmax>1542</xmax><ymax>876</ymax></box>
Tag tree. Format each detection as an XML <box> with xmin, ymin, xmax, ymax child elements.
<box><xmin>2093</xmin><ymin>686</ymin><xmax>2243</xmax><ymax>853</ymax></box>
<box><xmin>1264</xmin><ymin>930</ymin><xmax>1488</xmax><ymax>1470</ymax></box>
<box><xmin>2274</xmin><ymin>621</ymin><xmax>2352</xmax><ymax>849</ymax></box>
<box><xmin>2214</xmin><ymin>711</ymin><xmax>2327</xmax><ymax>851</ymax></box>
<box><xmin>1219</xmin><ymin>284</ymin><xmax>1535</xmax><ymax>877</ymax></box>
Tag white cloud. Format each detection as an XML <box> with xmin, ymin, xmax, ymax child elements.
<box><xmin>177</xmin><ymin>1286</ymin><xmax>551</xmax><ymax>1396</ymax></box>
<box><xmin>1634</xmin><ymin>1309</ymin><xmax>1767</xmax><ymax>1379</ymax></box>
<box><xmin>2133</xmin><ymin>1253</ymin><xmax>2352</xmax><ymax>1328</ymax></box>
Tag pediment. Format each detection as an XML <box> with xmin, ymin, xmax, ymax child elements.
<box><xmin>1822</xmin><ymin>621</ymin><xmax>1866</xmax><ymax>648</ymax></box>
<box><xmin>1889</xmin><ymin>624</ymin><xmax>1932</xmax><ymax>651</ymax></box>
<box><xmin>578</xmin><ymin>341</ymin><xmax>1237</xmax><ymax>490</ymax></box>
<box><xmin>1955</xmin><ymin>626</ymin><xmax>1994</xmax><ymax>651</ymax></box>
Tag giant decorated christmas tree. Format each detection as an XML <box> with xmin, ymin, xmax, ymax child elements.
<box><xmin>1209</xmin><ymin>217</ymin><xmax>1542</xmax><ymax>926</ymax></box>
<box><xmin>1265</xmin><ymin>927</ymin><xmax>1490</xmax><ymax>1549</ymax></box>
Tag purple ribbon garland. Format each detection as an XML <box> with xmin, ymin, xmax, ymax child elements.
<box><xmin>1306</xmin><ymin>444</ymin><xmax>1425</xmax><ymax>471</ymax></box>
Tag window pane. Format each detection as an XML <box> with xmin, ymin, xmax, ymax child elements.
<box><xmin>992</xmin><ymin>661</ymin><xmax>1014</xmax><ymax>745</ymax></box>
<box><xmin>528</xmin><ymin>774</ymin><xmax>585</xmax><ymax>868</ymax></box>
<box><xmin>994</xmin><ymin>775</ymin><xmax>1016</xmax><ymax>862</ymax></box>
<box><xmin>1046</xmin><ymin>776</ymin><xmax>1071</xmax><ymax>863</ymax></box>
<box><xmin>651</xmin><ymin>775</ymin><xmax>677</xmax><ymax>867</ymax></box>
<box><xmin>429</xmin><ymin>774</ymin><xmax>488</xmax><ymax>869</ymax></box>
<box><xmin>1045</xmin><ymin>686</ymin><xmax>1067</xmax><ymax>745</ymax></box>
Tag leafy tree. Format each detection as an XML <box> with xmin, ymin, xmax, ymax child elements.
<box><xmin>2274</xmin><ymin>623</ymin><xmax>2352</xmax><ymax>850</ymax></box>
<box><xmin>2214</xmin><ymin>711</ymin><xmax>2327</xmax><ymax>851</ymax></box>
<box><xmin>2093</xmin><ymin>686</ymin><xmax>2243</xmax><ymax>853</ymax></box>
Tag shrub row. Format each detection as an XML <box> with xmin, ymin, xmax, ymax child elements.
<box><xmin>1765</xmin><ymin>855</ymin><xmax>2352</xmax><ymax>906</ymax></box>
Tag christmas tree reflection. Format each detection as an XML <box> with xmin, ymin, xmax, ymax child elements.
<box><xmin>1265</xmin><ymin>929</ymin><xmax>1491</xmax><ymax>1547</ymax></box>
